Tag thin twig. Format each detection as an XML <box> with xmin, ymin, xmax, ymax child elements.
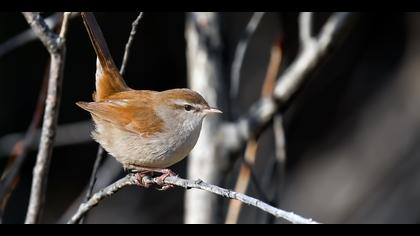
<box><xmin>0</xmin><ymin>61</ymin><xmax>50</xmax><ymax>222</ymax></box>
<box><xmin>120</xmin><ymin>12</ymin><xmax>143</xmax><ymax>75</ymax></box>
<box><xmin>0</xmin><ymin>13</ymin><xmax>61</xmax><ymax>58</ymax></box>
<box><xmin>0</xmin><ymin>121</ymin><xmax>92</xmax><ymax>158</ymax></box>
<box><xmin>230</xmin><ymin>12</ymin><xmax>265</xmax><ymax>104</ymax></box>
<box><xmin>274</xmin><ymin>12</ymin><xmax>350</xmax><ymax>103</ymax></box>
<box><xmin>265</xmin><ymin>114</ymin><xmax>287</xmax><ymax>224</ymax></box>
<box><xmin>78</xmin><ymin>146</ymin><xmax>104</xmax><ymax>224</ymax></box>
<box><xmin>59</xmin><ymin>12</ymin><xmax>71</xmax><ymax>38</ymax></box>
<box><xmin>79</xmin><ymin>12</ymin><xmax>144</xmax><ymax>224</ymax></box>
<box><xmin>23</xmin><ymin>12</ymin><xmax>71</xmax><ymax>224</ymax></box>
<box><xmin>22</xmin><ymin>12</ymin><xmax>62</xmax><ymax>54</ymax></box>
<box><xmin>299</xmin><ymin>12</ymin><xmax>314</xmax><ymax>47</ymax></box>
<box><xmin>0</xmin><ymin>13</ymin><xmax>80</xmax><ymax>59</ymax></box>
<box><xmin>225</xmin><ymin>39</ymin><xmax>283</xmax><ymax>224</ymax></box>
<box><xmin>225</xmin><ymin>139</ymin><xmax>258</xmax><ymax>224</ymax></box>
<box><xmin>67</xmin><ymin>174</ymin><xmax>319</xmax><ymax>224</ymax></box>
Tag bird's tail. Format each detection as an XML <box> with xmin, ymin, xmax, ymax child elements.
<box><xmin>81</xmin><ymin>12</ymin><xmax>128</xmax><ymax>101</ymax></box>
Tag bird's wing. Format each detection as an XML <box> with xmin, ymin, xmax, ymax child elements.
<box><xmin>76</xmin><ymin>91</ymin><xmax>164</xmax><ymax>137</ymax></box>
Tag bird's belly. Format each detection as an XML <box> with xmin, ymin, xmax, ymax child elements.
<box><xmin>93</xmin><ymin>119</ymin><xmax>201</xmax><ymax>169</ymax></box>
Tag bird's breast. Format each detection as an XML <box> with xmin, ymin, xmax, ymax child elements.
<box><xmin>92</xmin><ymin>116</ymin><xmax>203</xmax><ymax>169</ymax></box>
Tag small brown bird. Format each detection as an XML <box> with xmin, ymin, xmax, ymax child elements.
<box><xmin>77</xmin><ymin>13</ymin><xmax>222</xmax><ymax>189</ymax></box>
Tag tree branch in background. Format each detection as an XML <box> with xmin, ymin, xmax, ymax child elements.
<box><xmin>23</xmin><ymin>12</ymin><xmax>71</xmax><ymax>224</ymax></box>
<box><xmin>120</xmin><ymin>12</ymin><xmax>143</xmax><ymax>75</ymax></box>
<box><xmin>78</xmin><ymin>146</ymin><xmax>105</xmax><ymax>224</ymax></box>
<box><xmin>299</xmin><ymin>12</ymin><xmax>314</xmax><ymax>46</ymax></box>
<box><xmin>230</xmin><ymin>12</ymin><xmax>265</xmax><ymax>106</ymax></box>
<box><xmin>223</xmin><ymin>12</ymin><xmax>353</xmax><ymax>154</ymax></box>
<box><xmin>0</xmin><ymin>62</ymin><xmax>50</xmax><ymax>223</ymax></box>
<box><xmin>185</xmin><ymin>12</ymin><xmax>228</xmax><ymax>224</ymax></box>
<box><xmin>0</xmin><ymin>13</ymin><xmax>61</xmax><ymax>58</ymax></box>
<box><xmin>0</xmin><ymin>13</ymin><xmax>80</xmax><ymax>59</ymax></box>
<box><xmin>225</xmin><ymin>39</ymin><xmax>283</xmax><ymax>224</ymax></box>
<box><xmin>68</xmin><ymin>174</ymin><xmax>319</xmax><ymax>224</ymax></box>
<box><xmin>79</xmin><ymin>12</ymin><xmax>144</xmax><ymax>224</ymax></box>
<box><xmin>0</xmin><ymin>121</ymin><xmax>93</xmax><ymax>158</ymax></box>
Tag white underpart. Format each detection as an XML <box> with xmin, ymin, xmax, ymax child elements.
<box><xmin>92</xmin><ymin>103</ymin><xmax>205</xmax><ymax>169</ymax></box>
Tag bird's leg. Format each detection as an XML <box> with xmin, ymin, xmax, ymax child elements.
<box><xmin>128</xmin><ymin>165</ymin><xmax>177</xmax><ymax>190</ymax></box>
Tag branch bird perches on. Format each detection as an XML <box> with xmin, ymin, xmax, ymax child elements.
<box><xmin>68</xmin><ymin>174</ymin><xmax>319</xmax><ymax>224</ymax></box>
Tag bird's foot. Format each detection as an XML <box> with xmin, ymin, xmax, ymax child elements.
<box><xmin>154</xmin><ymin>169</ymin><xmax>176</xmax><ymax>191</ymax></box>
<box><xmin>134</xmin><ymin>171</ymin><xmax>152</xmax><ymax>188</ymax></box>
<box><xmin>130</xmin><ymin>165</ymin><xmax>176</xmax><ymax>191</ymax></box>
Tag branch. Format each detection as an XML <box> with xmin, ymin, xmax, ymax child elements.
<box><xmin>78</xmin><ymin>145</ymin><xmax>105</xmax><ymax>224</ymax></box>
<box><xmin>23</xmin><ymin>12</ymin><xmax>71</xmax><ymax>224</ymax></box>
<box><xmin>56</xmin><ymin>156</ymin><xmax>122</xmax><ymax>223</ymax></box>
<box><xmin>120</xmin><ymin>12</ymin><xmax>143</xmax><ymax>75</ymax></box>
<box><xmin>223</xmin><ymin>12</ymin><xmax>353</xmax><ymax>153</ymax></box>
<box><xmin>22</xmin><ymin>12</ymin><xmax>62</xmax><ymax>54</ymax></box>
<box><xmin>230</xmin><ymin>12</ymin><xmax>265</xmax><ymax>102</ymax></box>
<box><xmin>274</xmin><ymin>12</ymin><xmax>350</xmax><ymax>102</ymax></box>
<box><xmin>299</xmin><ymin>12</ymin><xmax>314</xmax><ymax>47</ymax></box>
<box><xmin>0</xmin><ymin>13</ymin><xmax>80</xmax><ymax>58</ymax></box>
<box><xmin>80</xmin><ymin>12</ymin><xmax>144</xmax><ymax>224</ymax></box>
<box><xmin>0</xmin><ymin>13</ymin><xmax>61</xmax><ymax>58</ymax></box>
<box><xmin>0</xmin><ymin>121</ymin><xmax>92</xmax><ymax>158</ymax></box>
<box><xmin>0</xmin><ymin>62</ymin><xmax>50</xmax><ymax>222</ymax></box>
<box><xmin>225</xmin><ymin>39</ymin><xmax>283</xmax><ymax>224</ymax></box>
<box><xmin>67</xmin><ymin>174</ymin><xmax>319</xmax><ymax>224</ymax></box>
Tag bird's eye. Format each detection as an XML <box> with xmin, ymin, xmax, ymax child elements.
<box><xmin>184</xmin><ymin>105</ymin><xmax>193</xmax><ymax>111</ymax></box>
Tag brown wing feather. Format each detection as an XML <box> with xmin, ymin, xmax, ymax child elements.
<box><xmin>76</xmin><ymin>91</ymin><xmax>164</xmax><ymax>136</ymax></box>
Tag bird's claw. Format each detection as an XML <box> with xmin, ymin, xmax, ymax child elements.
<box><xmin>134</xmin><ymin>172</ymin><xmax>151</xmax><ymax>188</ymax></box>
<box><xmin>133</xmin><ymin>168</ymin><xmax>176</xmax><ymax>191</ymax></box>
<box><xmin>154</xmin><ymin>170</ymin><xmax>176</xmax><ymax>191</ymax></box>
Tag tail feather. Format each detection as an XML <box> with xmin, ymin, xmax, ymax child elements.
<box><xmin>81</xmin><ymin>12</ymin><xmax>128</xmax><ymax>101</ymax></box>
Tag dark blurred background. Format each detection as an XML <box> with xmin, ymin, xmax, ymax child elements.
<box><xmin>0</xmin><ymin>12</ymin><xmax>419</xmax><ymax>224</ymax></box>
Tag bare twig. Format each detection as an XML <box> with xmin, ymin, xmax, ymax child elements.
<box><xmin>78</xmin><ymin>146</ymin><xmax>105</xmax><ymax>224</ymax></box>
<box><xmin>22</xmin><ymin>12</ymin><xmax>62</xmax><ymax>54</ymax></box>
<box><xmin>0</xmin><ymin>13</ymin><xmax>79</xmax><ymax>58</ymax></box>
<box><xmin>273</xmin><ymin>115</ymin><xmax>286</xmax><ymax>163</ymax></box>
<box><xmin>0</xmin><ymin>62</ymin><xmax>50</xmax><ymax>221</ymax></box>
<box><xmin>67</xmin><ymin>174</ymin><xmax>319</xmax><ymax>224</ymax></box>
<box><xmin>0</xmin><ymin>13</ymin><xmax>61</xmax><ymax>58</ymax></box>
<box><xmin>56</xmin><ymin>156</ymin><xmax>122</xmax><ymax>224</ymax></box>
<box><xmin>225</xmin><ymin>139</ymin><xmax>258</xmax><ymax>224</ymax></box>
<box><xmin>225</xmin><ymin>39</ymin><xmax>283</xmax><ymax>224</ymax></box>
<box><xmin>79</xmin><ymin>12</ymin><xmax>144</xmax><ymax>224</ymax></box>
<box><xmin>223</xmin><ymin>12</ymin><xmax>353</xmax><ymax>153</ymax></box>
<box><xmin>266</xmin><ymin>113</ymin><xmax>287</xmax><ymax>223</ymax></box>
<box><xmin>67</xmin><ymin>174</ymin><xmax>137</xmax><ymax>224</ymax></box>
<box><xmin>120</xmin><ymin>12</ymin><xmax>143</xmax><ymax>75</ymax></box>
<box><xmin>230</xmin><ymin>12</ymin><xmax>265</xmax><ymax>102</ymax></box>
<box><xmin>23</xmin><ymin>12</ymin><xmax>71</xmax><ymax>224</ymax></box>
<box><xmin>274</xmin><ymin>12</ymin><xmax>350</xmax><ymax>103</ymax></box>
<box><xmin>0</xmin><ymin>121</ymin><xmax>92</xmax><ymax>158</ymax></box>
<box><xmin>299</xmin><ymin>12</ymin><xmax>314</xmax><ymax>47</ymax></box>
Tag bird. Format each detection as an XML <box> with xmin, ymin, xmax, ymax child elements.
<box><xmin>76</xmin><ymin>12</ymin><xmax>222</xmax><ymax>190</ymax></box>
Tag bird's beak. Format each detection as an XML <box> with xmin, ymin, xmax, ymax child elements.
<box><xmin>205</xmin><ymin>107</ymin><xmax>223</xmax><ymax>114</ymax></box>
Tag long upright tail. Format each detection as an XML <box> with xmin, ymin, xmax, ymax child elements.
<box><xmin>81</xmin><ymin>12</ymin><xmax>128</xmax><ymax>101</ymax></box>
